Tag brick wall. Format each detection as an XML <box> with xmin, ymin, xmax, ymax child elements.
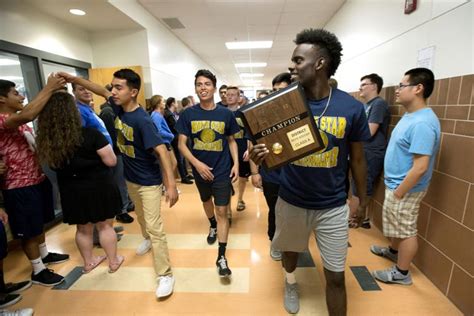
<box><xmin>350</xmin><ymin>74</ymin><xmax>473</xmax><ymax>315</ymax></box>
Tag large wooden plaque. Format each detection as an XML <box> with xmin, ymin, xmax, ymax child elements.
<box><xmin>238</xmin><ymin>82</ymin><xmax>325</xmax><ymax>170</ymax></box>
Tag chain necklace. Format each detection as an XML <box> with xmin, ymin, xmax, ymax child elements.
<box><xmin>317</xmin><ymin>87</ymin><xmax>332</xmax><ymax>127</ymax></box>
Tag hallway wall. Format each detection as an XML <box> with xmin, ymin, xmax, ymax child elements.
<box><xmin>326</xmin><ymin>0</ymin><xmax>472</xmax><ymax>92</ymax></box>
<box><xmin>350</xmin><ymin>74</ymin><xmax>473</xmax><ymax>315</ymax></box>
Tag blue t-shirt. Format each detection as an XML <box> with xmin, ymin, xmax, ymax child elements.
<box><xmin>76</xmin><ymin>101</ymin><xmax>112</xmax><ymax>144</ymax></box>
<box><xmin>176</xmin><ymin>104</ymin><xmax>240</xmax><ymax>183</ymax></box>
<box><xmin>260</xmin><ymin>167</ymin><xmax>281</xmax><ymax>184</ymax></box>
<box><xmin>150</xmin><ymin>111</ymin><xmax>174</xmax><ymax>145</ymax></box>
<box><xmin>232</xmin><ymin>111</ymin><xmax>248</xmax><ymax>160</ymax></box>
<box><xmin>108</xmin><ymin>97</ymin><xmax>164</xmax><ymax>186</ymax></box>
<box><xmin>384</xmin><ymin>107</ymin><xmax>440</xmax><ymax>192</ymax></box>
<box><xmin>279</xmin><ymin>89</ymin><xmax>371</xmax><ymax>210</ymax></box>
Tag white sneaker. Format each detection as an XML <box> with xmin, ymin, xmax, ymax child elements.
<box><xmin>136</xmin><ymin>239</ymin><xmax>152</xmax><ymax>255</ymax></box>
<box><xmin>156</xmin><ymin>275</ymin><xmax>175</xmax><ymax>298</ymax></box>
<box><xmin>0</xmin><ymin>308</ymin><xmax>34</xmax><ymax>316</ymax></box>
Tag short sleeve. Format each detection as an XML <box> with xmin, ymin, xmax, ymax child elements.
<box><xmin>368</xmin><ymin>99</ymin><xmax>386</xmax><ymax>124</ymax></box>
<box><xmin>176</xmin><ymin>109</ymin><xmax>191</xmax><ymax>136</ymax></box>
<box><xmin>349</xmin><ymin>102</ymin><xmax>371</xmax><ymax>142</ymax></box>
<box><xmin>107</xmin><ymin>96</ymin><xmax>122</xmax><ymax>116</ymax></box>
<box><xmin>140</xmin><ymin>118</ymin><xmax>164</xmax><ymax>150</ymax></box>
<box><xmin>226</xmin><ymin>111</ymin><xmax>241</xmax><ymax>136</ymax></box>
<box><xmin>87</xmin><ymin>128</ymin><xmax>109</xmax><ymax>151</ymax></box>
<box><xmin>409</xmin><ymin>123</ymin><xmax>436</xmax><ymax>156</ymax></box>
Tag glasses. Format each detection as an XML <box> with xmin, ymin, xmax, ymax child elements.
<box><xmin>397</xmin><ymin>83</ymin><xmax>418</xmax><ymax>89</ymax></box>
<box><xmin>359</xmin><ymin>83</ymin><xmax>374</xmax><ymax>88</ymax></box>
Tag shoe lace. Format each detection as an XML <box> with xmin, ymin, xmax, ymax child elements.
<box><xmin>218</xmin><ymin>257</ymin><xmax>228</xmax><ymax>270</ymax></box>
<box><xmin>287</xmin><ymin>283</ymin><xmax>298</xmax><ymax>299</ymax></box>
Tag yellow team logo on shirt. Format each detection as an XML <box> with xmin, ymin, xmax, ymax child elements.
<box><xmin>200</xmin><ymin>128</ymin><xmax>216</xmax><ymax>143</ymax></box>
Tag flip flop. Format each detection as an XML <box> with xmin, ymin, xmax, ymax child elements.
<box><xmin>83</xmin><ymin>255</ymin><xmax>106</xmax><ymax>274</ymax></box>
<box><xmin>108</xmin><ymin>255</ymin><xmax>125</xmax><ymax>273</ymax></box>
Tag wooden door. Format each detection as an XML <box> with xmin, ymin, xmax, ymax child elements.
<box><xmin>88</xmin><ymin>65</ymin><xmax>146</xmax><ymax>113</ymax></box>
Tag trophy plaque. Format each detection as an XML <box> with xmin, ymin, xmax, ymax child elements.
<box><xmin>238</xmin><ymin>82</ymin><xmax>325</xmax><ymax>170</ymax></box>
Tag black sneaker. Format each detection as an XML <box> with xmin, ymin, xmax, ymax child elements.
<box><xmin>0</xmin><ymin>293</ymin><xmax>21</xmax><ymax>308</ymax></box>
<box><xmin>207</xmin><ymin>227</ymin><xmax>217</xmax><ymax>245</ymax></box>
<box><xmin>3</xmin><ymin>281</ymin><xmax>32</xmax><ymax>294</ymax></box>
<box><xmin>41</xmin><ymin>252</ymin><xmax>70</xmax><ymax>265</ymax></box>
<box><xmin>186</xmin><ymin>174</ymin><xmax>194</xmax><ymax>180</ymax></box>
<box><xmin>31</xmin><ymin>269</ymin><xmax>64</xmax><ymax>287</ymax></box>
<box><xmin>116</xmin><ymin>213</ymin><xmax>134</xmax><ymax>223</ymax></box>
<box><xmin>216</xmin><ymin>256</ymin><xmax>232</xmax><ymax>278</ymax></box>
<box><xmin>181</xmin><ymin>178</ymin><xmax>193</xmax><ymax>184</ymax></box>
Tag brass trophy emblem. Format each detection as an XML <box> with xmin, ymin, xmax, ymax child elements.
<box><xmin>272</xmin><ymin>142</ymin><xmax>283</xmax><ymax>155</ymax></box>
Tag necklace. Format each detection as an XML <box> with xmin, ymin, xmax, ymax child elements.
<box><xmin>317</xmin><ymin>88</ymin><xmax>332</xmax><ymax>126</ymax></box>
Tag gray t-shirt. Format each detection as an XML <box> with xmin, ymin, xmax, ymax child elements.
<box><xmin>364</xmin><ymin>96</ymin><xmax>390</xmax><ymax>152</ymax></box>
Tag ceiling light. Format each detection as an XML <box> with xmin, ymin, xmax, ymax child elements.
<box><xmin>235</xmin><ymin>62</ymin><xmax>267</xmax><ymax>68</ymax></box>
<box><xmin>69</xmin><ymin>9</ymin><xmax>86</xmax><ymax>16</ymax></box>
<box><xmin>240</xmin><ymin>73</ymin><xmax>264</xmax><ymax>78</ymax></box>
<box><xmin>0</xmin><ymin>59</ymin><xmax>20</xmax><ymax>66</ymax></box>
<box><xmin>225</xmin><ymin>41</ymin><xmax>272</xmax><ymax>50</ymax></box>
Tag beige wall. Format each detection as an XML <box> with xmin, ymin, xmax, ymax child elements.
<box><xmin>351</xmin><ymin>74</ymin><xmax>473</xmax><ymax>315</ymax></box>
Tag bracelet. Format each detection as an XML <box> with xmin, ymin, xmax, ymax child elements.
<box><xmin>251</xmin><ymin>172</ymin><xmax>259</xmax><ymax>176</ymax></box>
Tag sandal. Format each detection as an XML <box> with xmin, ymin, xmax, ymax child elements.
<box><xmin>237</xmin><ymin>200</ymin><xmax>246</xmax><ymax>211</ymax></box>
<box><xmin>83</xmin><ymin>255</ymin><xmax>106</xmax><ymax>274</ymax></box>
<box><xmin>108</xmin><ymin>255</ymin><xmax>125</xmax><ymax>273</ymax></box>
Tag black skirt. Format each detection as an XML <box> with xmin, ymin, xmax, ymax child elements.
<box><xmin>58</xmin><ymin>172</ymin><xmax>121</xmax><ymax>225</ymax></box>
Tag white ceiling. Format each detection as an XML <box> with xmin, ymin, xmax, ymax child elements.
<box><xmin>139</xmin><ymin>0</ymin><xmax>346</xmax><ymax>88</ymax></box>
<box><xmin>21</xmin><ymin>0</ymin><xmax>345</xmax><ymax>89</ymax></box>
<box><xmin>24</xmin><ymin>0</ymin><xmax>142</xmax><ymax>31</ymax></box>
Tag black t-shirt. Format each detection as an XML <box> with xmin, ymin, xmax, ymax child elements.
<box><xmin>99</xmin><ymin>103</ymin><xmax>120</xmax><ymax>154</ymax></box>
<box><xmin>55</xmin><ymin>127</ymin><xmax>110</xmax><ymax>178</ymax></box>
<box><xmin>364</xmin><ymin>96</ymin><xmax>390</xmax><ymax>152</ymax></box>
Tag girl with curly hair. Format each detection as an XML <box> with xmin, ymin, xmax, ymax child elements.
<box><xmin>36</xmin><ymin>91</ymin><xmax>124</xmax><ymax>273</ymax></box>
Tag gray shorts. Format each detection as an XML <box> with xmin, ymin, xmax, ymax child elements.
<box><xmin>272</xmin><ymin>197</ymin><xmax>349</xmax><ymax>272</ymax></box>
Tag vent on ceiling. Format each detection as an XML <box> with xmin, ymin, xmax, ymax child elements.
<box><xmin>161</xmin><ymin>18</ymin><xmax>185</xmax><ymax>29</ymax></box>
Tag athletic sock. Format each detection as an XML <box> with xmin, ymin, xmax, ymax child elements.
<box><xmin>31</xmin><ymin>257</ymin><xmax>46</xmax><ymax>275</ymax></box>
<box><xmin>285</xmin><ymin>270</ymin><xmax>296</xmax><ymax>284</ymax></box>
<box><xmin>396</xmin><ymin>266</ymin><xmax>409</xmax><ymax>275</ymax></box>
<box><xmin>39</xmin><ymin>242</ymin><xmax>48</xmax><ymax>259</ymax></box>
<box><xmin>208</xmin><ymin>216</ymin><xmax>217</xmax><ymax>228</ymax></box>
<box><xmin>218</xmin><ymin>242</ymin><xmax>227</xmax><ymax>257</ymax></box>
<box><xmin>389</xmin><ymin>247</ymin><xmax>398</xmax><ymax>254</ymax></box>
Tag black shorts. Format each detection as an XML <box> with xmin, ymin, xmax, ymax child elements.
<box><xmin>2</xmin><ymin>179</ymin><xmax>55</xmax><ymax>239</ymax></box>
<box><xmin>239</xmin><ymin>160</ymin><xmax>251</xmax><ymax>178</ymax></box>
<box><xmin>0</xmin><ymin>222</ymin><xmax>7</xmax><ymax>260</ymax></box>
<box><xmin>195</xmin><ymin>179</ymin><xmax>232</xmax><ymax>206</ymax></box>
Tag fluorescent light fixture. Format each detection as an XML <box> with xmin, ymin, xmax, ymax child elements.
<box><xmin>0</xmin><ymin>59</ymin><xmax>20</xmax><ymax>66</ymax></box>
<box><xmin>1</xmin><ymin>76</ymin><xmax>23</xmax><ymax>81</ymax></box>
<box><xmin>235</xmin><ymin>62</ymin><xmax>267</xmax><ymax>68</ymax></box>
<box><xmin>69</xmin><ymin>9</ymin><xmax>86</xmax><ymax>16</ymax></box>
<box><xmin>240</xmin><ymin>73</ymin><xmax>264</xmax><ymax>78</ymax></box>
<box><xmin>226</xmin><ymin>41</ymin><xmax>272</xmax><ymax>50</ymax></box>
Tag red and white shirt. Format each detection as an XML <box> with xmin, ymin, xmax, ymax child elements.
<box><xmin>0</xmin><ymin>114</ymin><xmax>45</xmax><ymax>190</ymax></box>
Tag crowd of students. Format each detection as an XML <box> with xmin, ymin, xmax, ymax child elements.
<box><xmin>0</xmin><ymin>27</ymin><xmax>440</xmax><ymax>315</ymax></box>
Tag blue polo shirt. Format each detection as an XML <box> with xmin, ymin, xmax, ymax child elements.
<box><xmin>76</xmin><ymin>101</ymin><xmax>112</xmax><ymax>144</ymax></box>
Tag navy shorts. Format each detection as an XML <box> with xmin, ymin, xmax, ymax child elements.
<box><xmin>195</xmin><ymin>179</ymin><xmax>232</xmax><ymax>206</ymax></box>
<box><xmin>0</xmin><ymin>222</ymin><xmax>7</xmax><ymax>260</ymax></box>
<box><xmin>239</xmin><ymin>160</ymin><xmax>251</xmax><ymax>178</ymax></box>
<box><xmin>352</xmin><ymin>151</ymin><xmax>384</xmax><ymax>197</ymax></box>
<box><xmin>2</xmin><ymin>179</ymin><xmax>55</xmax><ymax>239</ymax></box>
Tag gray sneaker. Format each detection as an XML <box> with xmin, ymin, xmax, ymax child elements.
<box><xmin>370</xmin><ymin>245</ymin><xmax>398</xmax><ymax>263</ymax></box>
<box><xmin>284</xmin><ymin>280</ymin><xmax>299</xmax><ymax>314</ymax></box>
<box><xmin>372</xmin><ymin>265</ymin><xmax>412</xmax><ymax>285</ymax></box>
<box><xmin>270</xmin><ymin>247</ymin><xmax>282</xmax><ymax>261</ymax></box>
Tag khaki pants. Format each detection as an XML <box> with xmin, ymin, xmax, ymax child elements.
<box><xmin>126</xmin><ymin>181</ymin><xmax>172</xmax><ymax>276</ymax></box>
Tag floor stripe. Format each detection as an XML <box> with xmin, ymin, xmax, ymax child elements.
<box><xmin>70</xmin><ymin>267</ymin><xmax>250</xmax><ymax>293</ymax></box>
<box><xmin>296</xmin><ymin>250</ymin><xmax>316</xmax><ymax>267</ymax></box>
<box><xmin>52</xmin><ymin>266</ymin><xmax>84</xmax><ymax>290</ymax></box>
<box><xmin>118</xmin><ymin>234</ymin><xmax>251</xmax><ymax>250</ymax></box>
<box><xmin>350</xmin><ymin>266</ymin><xmax>381</xmax><ymax>291</ymax></box>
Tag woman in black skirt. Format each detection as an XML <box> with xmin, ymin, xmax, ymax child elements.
<box><xmin>36</xmin><ymin>91</ymin><xmax>124</xmax><ymax>273</ymax></box>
